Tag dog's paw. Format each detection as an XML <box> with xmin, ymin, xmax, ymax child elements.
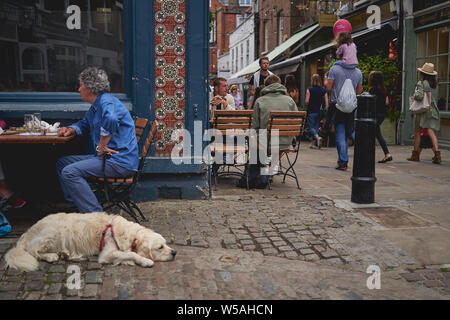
<box><xmin>140</xmin><ymin>259</ymin><xmax>154</xmax><ymax>268</ymax></box>
<box><xmin>42</xmin><ymin>253</ymin><xmax>59</xmax><ymax>263</ymax></box>
<box><xmin>121</xmin><ymin>261</ymin><xmax>136</xmax><ymax>266</ymax></box>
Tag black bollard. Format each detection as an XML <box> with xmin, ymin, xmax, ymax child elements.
<box><xmin>351</xmin><ymin>93</ymin><xmax>377</xmax><ymax>204</ymax></box>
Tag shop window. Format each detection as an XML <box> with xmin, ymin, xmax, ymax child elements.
<box><xmin>264</xmin><ymin>21</ymin><xmax>268</xmax><ymax>53</ymax></box>
<box><xmin>278</xmin><ymin>12</ymin><xmax>283</xmax><ymax>46</ymax></box>
<box><xmin>0</xmin><ymin>0</ymin><xmax>125</xmax><ymax>93</ymax></box>
<box><xmin>416</xmin><ymin>26</ymin><xmax>450</xmax><ymax>112</ymax></box>
<box><xmin>246</xmin><ymin>39</ymin><xmax>250</xmax><ymax>66</ymax></box>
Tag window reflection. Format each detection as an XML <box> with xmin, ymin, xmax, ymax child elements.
<box><xmin>0</xmin><ymin>0</ymin><xmax>125</xmax><ymax>93</ymax></box>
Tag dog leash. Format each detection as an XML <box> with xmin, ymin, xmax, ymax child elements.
<box><xmin>99</xmin><ymin>224</ymin><xmax>121</xmax><ymax>252</ymax></box>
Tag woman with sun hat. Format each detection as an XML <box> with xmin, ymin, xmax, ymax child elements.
<box><xmin>407</xmin><ymin>63</ymin><xmax>441</xmax><ymax>164</ymax></box>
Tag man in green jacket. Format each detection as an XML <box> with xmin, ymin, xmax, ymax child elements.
<box><xmin>253</xmin><ymin>74</ymin><xmax>298</xmax><ymax>150</ymax></box>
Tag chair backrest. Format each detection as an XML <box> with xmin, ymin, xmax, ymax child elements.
<box><xmin>134</xmin><ymin>118</ymin><xmax>149</xmax><ymax>144</ymax></box>
<box><xmin>127</xmin><ymin>121</ymin><xmax>158</xmax><ymax>188</ymax></box>
<box><xmin>141</xmin><ymin>121</ymin><xmax>158</xmax><ymax>159</ymax></box>
<box><xmin>211</xmin><ymin>110</ymin><xmax>254</xmax><ymax>133</ymax></box>
<box><xmin>267</xmin><ymin>111</ymin><xmax>307</xmax><ymax>148</ymax></box>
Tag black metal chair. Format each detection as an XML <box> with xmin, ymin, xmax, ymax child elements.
<box><xmin>267</xmin><ymin>111</ymin><xmax>307</xmax><ymax>190</ymax></box>
<box><xmin>91</xmin><ymin>119</ymin><xmax>157</xmax><ymax>223</ymax></box>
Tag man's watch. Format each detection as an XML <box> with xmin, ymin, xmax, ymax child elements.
<box><xmin>96</xmin><ymin>146</ymin><xmax>104</xmax><ymax>152</ymax></box>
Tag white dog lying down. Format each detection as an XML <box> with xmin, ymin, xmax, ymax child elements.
<box><xmin>5</xmin><ymin>212</ymin><xmax>176</xmax><ymax>272</ymax></box>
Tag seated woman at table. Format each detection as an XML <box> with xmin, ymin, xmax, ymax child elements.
<box><xmin>56</xmin><ymin>67</ymin><xmax>138</xmax><ymax>213</ymax></box>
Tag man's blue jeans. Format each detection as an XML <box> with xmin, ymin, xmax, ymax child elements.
<box><xmin>334</xmin><ymin>109</ymin><xmax>356</xmax><ymax>167</ymax></box>
<box><xmin>335</xmin><ymin>123</ymin><xmax>350</xmax><ymax>166</ymax></box>
<box><xmin>56</xmin><ymin>155</ymin><xmax>136</xmax><ymax>213</ymax></box>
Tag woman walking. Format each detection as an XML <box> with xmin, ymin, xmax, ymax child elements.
<box><xmin>368</xmin><ymin>71</ymin><xmax>393</xmax><ymax>163</ymax></box>
<box><xmin>305</xmin><ymin>74</ymin><xmax>328</xmax><ymax>149</ymax></box>
<box><xmin>407</xmin><ymin>63</ymin><xmax>441</xmax><ymax>164</ymax></box>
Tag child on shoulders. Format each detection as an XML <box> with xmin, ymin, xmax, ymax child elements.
<box><xmin>332</xmin><ymin>19</ymin><xmax>358</xmax><ymax>69</ymax></box>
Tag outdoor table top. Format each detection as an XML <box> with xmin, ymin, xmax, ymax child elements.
<box><xmin>0</xmin><ymin>133</ymin><xmax>74</xmax><ymax>144</ymax></box>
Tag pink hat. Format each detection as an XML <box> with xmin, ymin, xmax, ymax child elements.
<box><xmin>333</xmin><ymin>19</ymin><xmax>352</xmax><ymax>37</ymax></box>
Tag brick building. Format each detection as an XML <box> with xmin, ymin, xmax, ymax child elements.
<box><xmin>256</xmin><ymin>0</ymin><xmax>320</xmax><ymax>56</ymax></box>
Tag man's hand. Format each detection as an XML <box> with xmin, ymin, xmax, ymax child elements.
<box><xmin>57</xmin><ymin>127</ymin><xmax>75</xmax><ymax>137</ymax></box>
<box><xmin>96</xmin><ymin>145</ymin><xmax>119</xmax><ymax>157</ymax></box>
<box><xmin>211</xmin><ymin>95</ymin><xmax>226</xmax><ymax>108</ymax></box>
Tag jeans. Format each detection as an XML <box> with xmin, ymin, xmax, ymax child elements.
<box><xmin>307</xmin><ymin>113</ymin><xmax>320</xmax><ymax>138</ymax></box>
<box><xmin>56</xmin><ymin>155</ymin><xmax>136</xmax><ymax>213</ymax></box>
<box><xmin>335</xmin><ymin>109</ymin><xmax>356</xmax><ymax>166</ymax></box>
<box><xmin>376</xmin><ymin>115</ymin><xmax>390</xmax><ymax>155</ymax></box>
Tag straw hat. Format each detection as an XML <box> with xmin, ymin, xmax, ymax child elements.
<box><xmin>417</xmin><ymin>63</ymin><xmax>437</xmax><ymax>76</ymax></box>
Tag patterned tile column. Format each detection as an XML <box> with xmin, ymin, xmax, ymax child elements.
<box><xmin>154</xmin><ymin>0</ymin><xmax>186</xmax><ymax>157</ymax></box>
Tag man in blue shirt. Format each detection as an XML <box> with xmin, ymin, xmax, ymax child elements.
<box><xmin>325</xmin><ymin>64</ymin><xmax>363</xmax><ymax>171</ymax></box>
<box><xmin>56</xmin><ymin>67</ymin><xmax>138</xmax><ymax>213</ymax></box>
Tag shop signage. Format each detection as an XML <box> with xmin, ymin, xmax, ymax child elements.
<box><xmin>347</xmin><ymin>1</ymin><xmax>396</xmax><ymax>32</ymax></box>
<box><xmin>414</xmin><ymin>6</ymin><xmax>450</xmax><ymax>29</ymax></box>
<box><xmin>319</xmin><ymin>14</ymin><xmax>338</xmax><ymax>27</ymax></box>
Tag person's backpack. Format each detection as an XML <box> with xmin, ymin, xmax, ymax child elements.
<box><xmin>336</xmin><ymin>78</ymin><xmax>357</xmax><ymax>113</ymax></box>
<box><xmin>0</xmin><ymin>211</ymin><xmax>11</xmax><ymax>237</ymax></box>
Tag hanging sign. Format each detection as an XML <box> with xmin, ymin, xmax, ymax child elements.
<box><xmin>319</xmin><ymin>14</ymin><xmax>338</xmax><ymax>27</ymax></box>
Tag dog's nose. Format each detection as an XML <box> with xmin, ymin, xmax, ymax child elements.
<box><xmin>171</xmin><ymin>250</ymin><xmax>177</xmax><ymax>257</ymax></box>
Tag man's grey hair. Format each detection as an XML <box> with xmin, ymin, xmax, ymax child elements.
<box><xmin>79</xmin><ymin>67</ymin><xmax>111</xmax><ymax>94</ymax></box>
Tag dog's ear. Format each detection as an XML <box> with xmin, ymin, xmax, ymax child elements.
<box><xmin>136</xmin><ymin>238</ymin><xmax>154</xmax><ymax>261</ymax></box>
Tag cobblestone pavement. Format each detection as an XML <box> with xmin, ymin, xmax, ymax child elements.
<box><xmin>0</xmin><ymin>193</ymin><xmax>449</xmax><ymax>300</ymax></box>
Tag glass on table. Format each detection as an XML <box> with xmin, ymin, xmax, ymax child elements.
<box><xmin>24</xmin><ymin>114</ymin><xmax>33</xmax><ymax>133</ymax></box>
<box><xmin>33</xmin><ymin>113</ymin><xmax>42</xmax><ymax>134</ymax></box>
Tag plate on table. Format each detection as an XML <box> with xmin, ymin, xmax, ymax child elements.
<box><xmin>2</xmin><ymin>130</ymin><xmax>19</xmax><ymax>135</ymax></box>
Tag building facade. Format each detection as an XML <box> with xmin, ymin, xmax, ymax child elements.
<box><xmin>0</xmin><ymin>0</ymin><xmax>210</xmax><ymax>202</ymax></box>
<box><xmin>229</xmin><ymin>13</ymin><xmax>255</xmax><ymax>76</ymax></box>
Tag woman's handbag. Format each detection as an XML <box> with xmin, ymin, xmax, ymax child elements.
<box><xmin>409</xmin><ymin>89</ymin><xmax>431</xmax><ymax>114</ymax></box>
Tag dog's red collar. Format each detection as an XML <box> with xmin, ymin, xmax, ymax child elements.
<box><xmin>99</xmin><ymin>224</ymin><xmax>121</xmax><ymax>252</ymax></box>
<box><xmin>131</xmin><ymin>238</ymin><xmax>138</xmax><ymax>253</ymax></box>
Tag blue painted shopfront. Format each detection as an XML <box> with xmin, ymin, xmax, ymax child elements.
<box><xmin>0</xmin><ymin>0</ymin><xmax>210</xmax><ymax>202</ymax></box>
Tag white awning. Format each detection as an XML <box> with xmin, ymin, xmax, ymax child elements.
<box><xmin>228</xmin><ymin>24</ymin><xmax>319</xmax><ymax>80</ymax></box>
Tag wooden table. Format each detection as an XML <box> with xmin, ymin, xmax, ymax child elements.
<box><xmin>0</xmin><ymin>134</ymin><xmax>74</xmax><ymax>144</ymax></box>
